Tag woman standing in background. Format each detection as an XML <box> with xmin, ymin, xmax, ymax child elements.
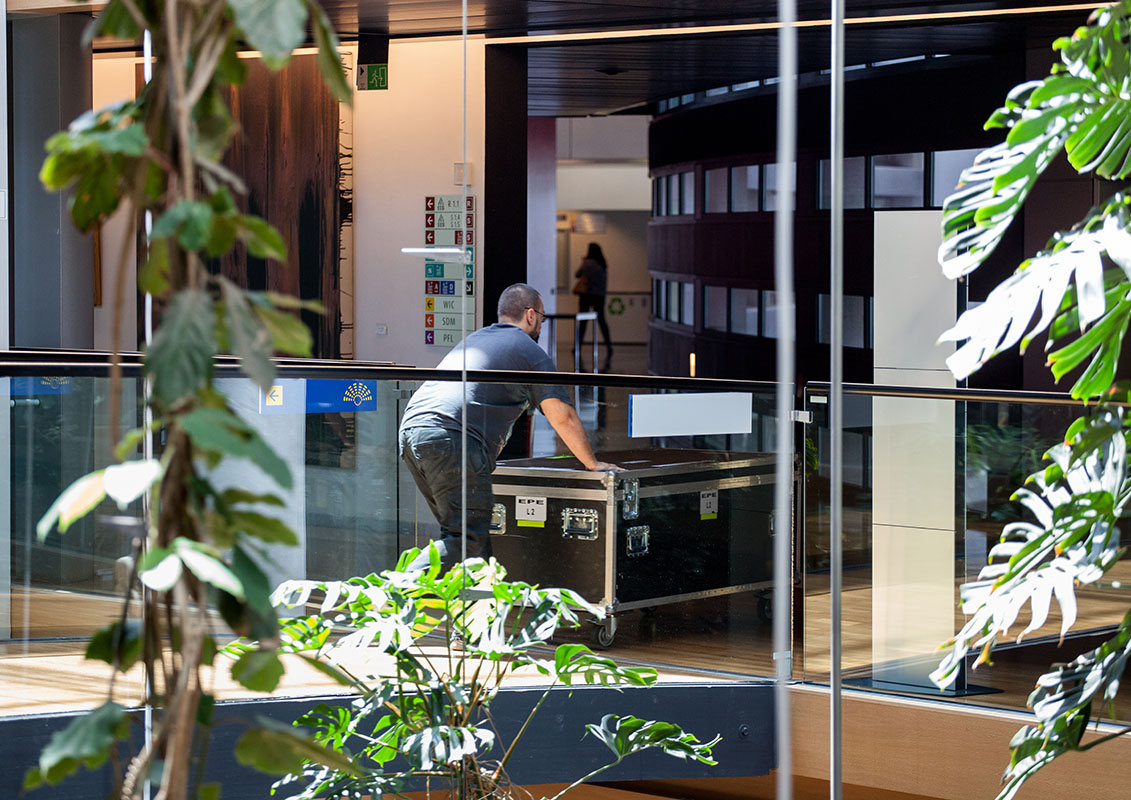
<box><xmin>573</xmin><ymin>242</ymin><xmax>613</xmax><ymax>361</ymax></box>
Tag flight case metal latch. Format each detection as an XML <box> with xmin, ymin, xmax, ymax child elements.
<box><xmin>626</xmin><ymin>525</ymin><xmax>650</xmax><ymax>557</ymax></box>
<box><xmin>561</xmin><ymin>507</ymin><xmax>600</xmax><ymax>540</ymax></box>
<box><xmin>621</xmin><ymin>478</ymin><xmax>639</xmax><ymax>520</ymax></box>
<box><xmin>490</xmin><ymin>503</ymin><xmax>507</xmax><ymax>535</ymax></box>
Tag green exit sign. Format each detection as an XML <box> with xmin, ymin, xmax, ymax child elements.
<box><xmin>358</xmin><ymin>64</ymin><xmax>388</xmax><ymax>91</ymax></box>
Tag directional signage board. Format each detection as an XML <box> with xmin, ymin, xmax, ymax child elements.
<box><xmin>424</xmin><ymin>195</ymin><xmax>476</xmax><ymax>346</ymax></box>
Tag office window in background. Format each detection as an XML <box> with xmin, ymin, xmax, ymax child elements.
<box><xmin>681</xmin><ymin>283</ymin><xmax>695</xmax><ymax>327</ymax></box>
<box><xmin>653</xmin><ymin>279</ymin><xmax>665</xmax><ymax>320</ymax></box>
<box><xmin>667</xmin><ymin>174</ymin><xmax>680</xmax><ymax>216</ymax></box>
<box><xmin>704</xmin><ymin>168</ymin><xmax>728</xmax><ymax>214</ymax></box>
<box><xmin>932</xmin><ymin>148</ymin><xmax>983</xmax><ymax>207</ymax></box>
<box><xmin>704</xmin><ymin>286</ymin><xmax>728</xmax><ymax>331</ymax></box>
<box><xmin>872</xmin><ymin>152</ymin><xmax>924</xmax><ymax>208</ymax></box>
<box><xmin>666</xmin><ymin>281</ymin><xmax>681</xmax><ymax>323</ymax></box>
<box><xmin>762</xmin><ymin>290</ymin><xmax>795</xmax><ymax>339</ymax></box>
<box><xmin>654</xmin><ymin>178</ymin><xmax>666</xmax><ymax>217</ymax></box>
<box><xmin>730</xmin><ymin>165</ymin><xmax>760</xmax><ymax>212</ymax></box>
<box><xmin>681</xmin><ymin>172</ymin><xmax>695</xmax><ymax>215</ymax></box>
<box><xmin>819</xmin><ymin>156</ymin><xmax>867</xmax><ymax>210</ymax></box>
<box><xmin>818</xmin><ymin>294</ymin><xmax>868</xmax><ymax>348</ymax></box>
<box><xmin>764</xmin><ymin>162</ymin><xmax>796</xmax><ymax>211</ymax></box>
<box><xmin>730</xmin><ymin>288</ymin><xmax>760</xmax><ymax>335</ymax></box>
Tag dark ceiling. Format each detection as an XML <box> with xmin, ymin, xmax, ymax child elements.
<box><xmin>99</xmin><ymin>0</ymin><xmax>1097</xmax><ymax>116</ymax></box>
<box><xmin>315</xmin><ymin>0</ymin><xmax>1091</xmax><ymax>116</ymax></box>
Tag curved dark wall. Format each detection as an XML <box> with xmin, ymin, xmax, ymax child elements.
<box><xmin>645</xmin><ymin>55</ymin><xmax>1027</xmax><ymax>386</ymax></box>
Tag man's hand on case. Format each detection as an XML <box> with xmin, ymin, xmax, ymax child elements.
<box><xmin>589</xmin><ymin>461</ymin><xmax>624</xmax><ymax>472</ymax></box>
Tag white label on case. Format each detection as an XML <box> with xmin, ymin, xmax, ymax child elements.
<box><xmin>700</xmin><ymin>490</ymin><xmax>718</xmax><ymax>520</ymax></box>
<box><xmin>516</xmin><ymin>496</ymin><xmax>547</xmax><ymax>527</ymax></box>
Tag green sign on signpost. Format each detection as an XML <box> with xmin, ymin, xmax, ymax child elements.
<box><xmin>360</xmin><ymin>64</ymin><xmax>388</xmax><ymax>91</ymax></box>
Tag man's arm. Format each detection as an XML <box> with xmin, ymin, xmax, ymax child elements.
<box><xmin>540</xmin><ymin>398</ymin><xmax>622</xmax><ymax>472</ymax></box>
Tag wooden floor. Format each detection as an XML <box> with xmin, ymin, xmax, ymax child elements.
<box><xmin>5</xmin><ymin>564</ymin><xmax>1131</xmax><ymax>722</ymax></box>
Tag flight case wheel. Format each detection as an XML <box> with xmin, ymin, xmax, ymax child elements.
<box><xmin>591</xmin><ymin>617</ymin><xmax>617</xmax><ymax>649</ymax></box>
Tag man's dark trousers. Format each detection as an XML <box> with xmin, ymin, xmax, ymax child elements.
<box><xmin>399</xmin><ymin>426</ymin><xmax>494</xmax><ymax>563</ymax></box>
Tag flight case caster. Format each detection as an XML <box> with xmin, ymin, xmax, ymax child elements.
<box><xmin>590</xmin><ymin>616</ymin><xmax>618</xmax><ymax>649</ymax></box>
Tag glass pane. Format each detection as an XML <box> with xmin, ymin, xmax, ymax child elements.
<box><xmin>705</xmin><ymin>168</ymin><xmax>728</xmax><ymax>213</ymax></box>
<box><xmin>704</xmin><ymin>285</ymin><xmax>727</xmax><ymax>331</ymax></box>
<box><xmin>680</xmin><ymin>172</ymin><xmax>695</xmax><ymax>215</ymax></box>
<box><xmin>730</xmin><ymin>165</ymin><xmax>759</xmax><ymax>212</ymax></box>
<box><xmin>653</xmin><ymin>278</ymin><xmax>664</xmax><ymax>319</ymax></box>
<box><xmin>819</xmin><ymin>156</ymin><xmax>866</xmax><ymax>210</ymax></box>
<box><xmin>873</xmin><ymin>152</ymin><xmax>924</xmax><ymax>208</ymax></box>
<box><xmin>762</xmin><ymin>289</ymin><xmax>795</xmax><ymax>338</ymax></box>
<box><xmin>817</xmin><ymin>294</ymin><xmax>868</xmax><ymax>348</ymax></box>
<box><xmin>667</xmin><ymin>174</ymin><xmax>680</xmax><ymax>216</ymax></box>
<box><xmin>932</xmin><ymin>147</ymin><xmax>982</xmax><ymax>207</ymax></box>
<box><xmin>655</xmin><ymin>177</ymin><xmax>666</xmax><ymax>217</ymax></box>
<box><xmin>764</xmin><ymin>162</ymin><xmax>796</xmax><ymax>211</ymax></box>
<box><xmin>666</xmin><ymin>281</ymin><xmax>680</xmax><ymax>323</ymax></box>
<box><xmin>799</xmin><ymin>388</ymin><xmax>1131</xmax><ymax>714</ymax></box>
<box><xmin>681</xmin><ymin>282</ymin><xmax>695</xmax><ymax>327</ymax></box>
<box><xmin>730</xmin><ymin>288</ymin><xmax>759</xmax><ymax>335</ymax></box>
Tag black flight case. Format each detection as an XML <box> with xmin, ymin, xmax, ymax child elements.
<box><xmin>489</xmin><ymin>448</ymin><xmax>788</xmax><ymax>646</ymax></box>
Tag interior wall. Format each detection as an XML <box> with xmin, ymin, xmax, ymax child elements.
<box><xmin>528</xmin><ymin>116</ymin><xmax>558</xmax><ymax>347</ymax></box>
<box><xmin>351</xmin><ymin>38</ymin><xmax>486</xmax><ymax>367</ymax></box>
<box><xmin>557</xmin><ymin>210</ymin><xmax>650</xmax><ymax>346</ymax></box>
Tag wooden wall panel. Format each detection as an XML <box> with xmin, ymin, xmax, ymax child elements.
<box><xmin>221</xmin><ymin>54</ymin><xmax>341</xmax><ymax>358</ymax></box>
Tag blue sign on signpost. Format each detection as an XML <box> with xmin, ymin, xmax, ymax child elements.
<box><xmin>259</xmin><ymin>379</ymin><xmax>377</xmax><ymax>415</ymax></box>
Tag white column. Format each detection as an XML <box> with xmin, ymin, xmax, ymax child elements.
<box><xmin>871</xmin><ymin>210</ymin><xmax>957</xmax><ymax>687</ymax></box>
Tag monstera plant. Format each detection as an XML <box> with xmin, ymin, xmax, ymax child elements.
<box><xmin>229</xmin><ymin>546</ymin><xmax>718</xmax><ymax>799</ymax></box>
<box><xmin>24</xmin><ymin>0</ymin><xmax>353</xmax><ymax>798</ymax></box>
<box><xmin>932</xmin><ymin>2</ymin><xmax>1131</xmax><ymax>797</ymax></box>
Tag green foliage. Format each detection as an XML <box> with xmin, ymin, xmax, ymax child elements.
<box><xmin>86</xmin><ymin>620</ymin><xmax>144</xmax><ymax>672</ymax></box>
<box><xmin>935</xmin><ymin>3</ymin><xmax>1131</xmax><ymax>796</ymax></box>
<box><xmin>24</xmin><ymin>702</ymin><xmax>130</xmax><ymax>788</ymax></box>
<box><xmin>226</xmin><ymin>546</ymin><xmax>718</xmax><ymax>799</ymax></box>
<box><xmin>177</xmin><ymin>406</ymin><xmax>292</xmax><ymax>489</ymax></box>
<box><xmin>235</xmin><ymin>717</ymin><xmax>362</xmax><ymax>776</ymax></box>
<box><xmin>146</xmin><ymin>289</ymin><xmax>218</xmax><ymax>406</ymax></box>
<box><xmin>29</xmin><ymin>0</ymin><xmax>351</xmax><ymax>791</ymax></box>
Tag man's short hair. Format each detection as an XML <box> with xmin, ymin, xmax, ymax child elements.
<box><xmin>498</xmin><ymin>283</ymin><xmax>541</xmax><ymax>321</ymax></box>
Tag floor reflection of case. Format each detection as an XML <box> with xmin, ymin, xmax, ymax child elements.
<box><xmin>489</xmin><ymin>448</ymin><xmax>786</xmax><ymax>647</ymax></box>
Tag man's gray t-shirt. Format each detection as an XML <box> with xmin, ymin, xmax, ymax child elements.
<box><xmin>399</xmin><ymin>323</ymin><xmax>570</xmax><ymax>466</ymax></box>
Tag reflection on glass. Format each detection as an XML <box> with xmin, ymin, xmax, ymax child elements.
<box><xmin>666</xmin><ymin>281</ymin><xmax>681</xmax><ymax>323</ymax></box>
<box><xmin>681</xmin><ymin>283</ymin><xmax>695</xmax><ymax>327</ymax></box>
<box><xmin>667</xmin><ymin>174</ymin><xmax>680</xmax><ymax>216</ymax></box>
<box><xmin>705</xmin><ymin>168</ymin><xmax>728</xmax><ymax>213</ymax></box>
<box><xmin>730</xmin><ymin>165</ymin><xmax>759</xmax><ymax>212</ymax></box>
<box><xmin>872</xmin><ymin>152</ymin><xmax>924</xmax><ymax>208</ymax></box>
<box><xmin>655</xmin><ymin>178</ymin><xmax>666</xmax><ymax>217</ymax></box>
<box><xmin>818</xmin><ymin>294</ymin><xmax>868</xmax><ymax>348</ymax></box>
<box><xmin>819</xmin><ymin>156</ymin><xmax>867</xmax><ymax>210</ymax></box>
<box><xmin>764</xmin><ymin>162</ymin><xmax>796</xmax><ymax>211</ymax></box>
<box><xmin>803</xmin><ymin>389</ymin><xmax>1131</xmax><ymax>715</ymax></box>
<box><xmin>730</xmin><ymin>288</ymin><xmax>759</xmax><ymax>335</ymax></box>
<box><xmin>680</xmin><ymin>172</ymin><xmax>695</xmax><ymax>215</ymax></box>
<box><xmin>932</xmin><ymin>147</ymin><xmax>982</xmax><ymax>207</ymax></box>
<box><xmin>762</xmin><ymin>289</ymin><xmax>795</xmax><ymax>339</ymax></box>
<box><xmin>704</xmin><ymin>285</ymin><xmax>727</xmax><ymax>331</ymax></box>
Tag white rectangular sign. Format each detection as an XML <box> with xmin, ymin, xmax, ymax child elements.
<box><xmin>628</xmin><ymin>392</ymin><xmax>752</xmax><ymax>438</ymax></box>
<box><xmin>516</xmin><ymin>496</ymin><xmax>547</xmax><ymax>527</ymax></box>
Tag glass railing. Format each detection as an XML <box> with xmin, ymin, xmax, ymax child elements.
<box><xmin>16</xmin><ymin>358</ymin><xmax>1121</xmax><ymax>722</ymax></box>
<box><xmin>802</xmin><ymin>383</ymin><xmax>1131</xmax><ymax>720</ymax></box>
<box><xmin>1</xmin><ymin>357</ymin><xmax>788</xmax><ymax>715</ymax></box>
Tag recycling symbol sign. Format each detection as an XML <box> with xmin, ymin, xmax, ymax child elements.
<box><xmin>607</xmin><ymin>297</ymin><xmax>626</xmax><ymax>316</ymax></box>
